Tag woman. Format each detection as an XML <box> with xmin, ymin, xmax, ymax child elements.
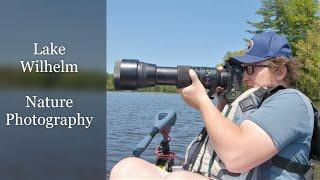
<box><xmin>110</xmin><ymin>31</ymin><xmax>314</xmax><ymax>179</ymax></box>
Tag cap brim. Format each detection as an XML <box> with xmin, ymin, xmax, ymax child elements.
<box><xmin>232</xmin><ymin>55</ymin><xmax>267</xmax><ymax>64</ymax></box>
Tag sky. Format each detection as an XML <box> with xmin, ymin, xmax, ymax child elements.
<box><xmin>107</xmin><ymin>0</ymin><xmax>262</xmax><ymax>73</ymax></box>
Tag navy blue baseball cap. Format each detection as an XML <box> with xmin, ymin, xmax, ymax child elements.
<box><xmin>232</xmin><ymin>31</ymin><xmax>292</xmax><ymax>64</ymax></box>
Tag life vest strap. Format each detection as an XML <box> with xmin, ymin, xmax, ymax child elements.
<box><xmin>272</xmin><ymin>155</ymin><xmax>311</xmax><ymax>175</ymax></box>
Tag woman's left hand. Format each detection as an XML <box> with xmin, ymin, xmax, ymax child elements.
<box><xmin>178</xmin><ymin>69</ymin><xmax>209</xmax><ymax>110</ymax></box>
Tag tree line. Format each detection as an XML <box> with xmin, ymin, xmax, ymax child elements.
<box><xmin>0</xmin><ymin>67</ymin><xmax>104</xmax><ymax>89</ymax></box>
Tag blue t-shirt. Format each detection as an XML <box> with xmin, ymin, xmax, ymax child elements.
<box><xmin>243</xmin><ymin>89</ymin><xmax>314</xmax><ymax>179</ymax></box>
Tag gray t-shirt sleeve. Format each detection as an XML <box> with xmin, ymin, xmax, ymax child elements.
<box><xmin>247</xmin><ymin>90</ymin><xmax>312</xmax><ymax>151</ymax></box>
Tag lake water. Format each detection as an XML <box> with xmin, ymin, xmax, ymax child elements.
<box><xmin>106</xmin><ymin>91</ymin><xmax>320</xmax><ymax>176</ymax></box>
<box><xmin>106</xmin><ymin>91</ymin><xmax>204</xmax><ymax>175</ymax></box>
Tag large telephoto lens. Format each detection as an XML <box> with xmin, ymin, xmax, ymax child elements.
<box><xmin>114</xmin><ymin>59</ymin><xmax>228</xmax><ymax>90</ymax></box>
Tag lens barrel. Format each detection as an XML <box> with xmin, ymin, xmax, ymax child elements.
<box><xmin>114</xmin><ymin>59</ymin><xmax>225</xmax><ymax>90</ymax></box>
<box><xmin>114</xmin><ymin>59</ymin><xmax>157</xmax><ymax>90</ymax></box>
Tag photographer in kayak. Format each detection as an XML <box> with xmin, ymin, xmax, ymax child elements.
<box><xmin>110</xmin><ymin>31</ymin><xmax>314</xmax><ymax>179</ymax></box>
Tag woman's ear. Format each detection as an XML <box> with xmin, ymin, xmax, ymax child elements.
<box><xmin>276</xmin><ymin>65</ymin><xmax>287</xmax><ymax>81</ymax></box>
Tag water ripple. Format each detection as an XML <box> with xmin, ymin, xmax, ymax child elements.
<box><xmin>107</xmin><ymin>91</ymin><xmax>216</xmax><ymax>173</ymax></box>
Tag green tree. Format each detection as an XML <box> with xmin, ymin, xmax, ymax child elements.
<box><xmin>247</xmin><ymin>0</ymin><xmax>278</xmax><ymax>34</ymax></box>
<box><xmin>247</xmin><ymin>0</ymin><xmax>319</xmax><ymax>54</ymax></box>
<box><xmin>106</xmin><ymin>73</ymin><xmax>115</xmax><ymax>91</ymax></box>
<box><xmin>279</xmin><ymin>0</ymin><xmax>319</xmax><ymax>53</ymax></box>
<box><xmin>296</xmin><ymin>23</ymin><xmax>320</xmax><ymax>100</ymax></box>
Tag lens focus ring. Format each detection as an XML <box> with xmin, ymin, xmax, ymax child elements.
<box><xmin>177</xmin><ymin>66</ymin><xmax>192</xmax><ymax>88</ymax></box>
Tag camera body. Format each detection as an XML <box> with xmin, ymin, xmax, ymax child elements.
<box><xmin>114</xmin><ymin>59</ymin><xmax>243</xmax><ymax>103</ymax></box>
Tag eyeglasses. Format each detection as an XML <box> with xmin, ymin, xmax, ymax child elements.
<box><xmin>242</xmin><ymin>64</ymin><xmax>269</xmax><ymax>75</ymax></box>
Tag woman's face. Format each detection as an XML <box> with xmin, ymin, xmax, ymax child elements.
<box><xmin>242</xmin><ymin>61</ymin><xmax>277</xmax><ymax>88</ymax></box>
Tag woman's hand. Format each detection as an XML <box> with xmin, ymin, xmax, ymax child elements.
<box><xmin>179</xmin><ymin>69</ymin><xmax>209</xmax><ymax>110</ymax></box>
